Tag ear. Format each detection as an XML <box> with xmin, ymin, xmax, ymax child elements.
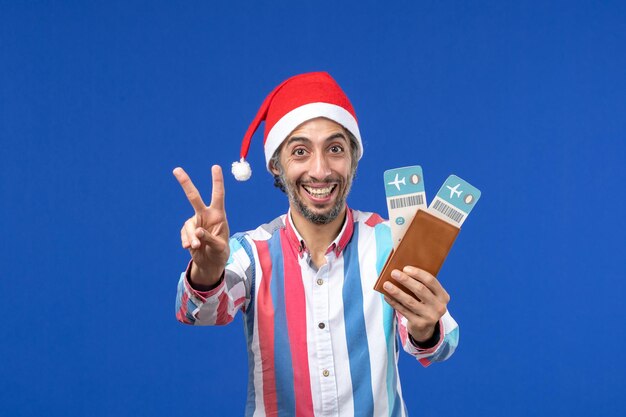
<box><xmin>269</xmin><ymin>146</ymin><xmax>284</xmax><ymax>175</ymax></box>
<box><xmin>269</xmin><ymin>160</ymin><xmax>280</xmax><ymax>176</ymax></box>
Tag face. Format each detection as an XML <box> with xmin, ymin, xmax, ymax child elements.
<box><xmin>271</xmin><ymin>118</ymin><xmax>355</xmax><ymax>225</ymax></box>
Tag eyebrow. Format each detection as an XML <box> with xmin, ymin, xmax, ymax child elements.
<box><xmin>285</xmin><ymin>132</ymin><xmax>348</xmax><ymax>147</ymax></box>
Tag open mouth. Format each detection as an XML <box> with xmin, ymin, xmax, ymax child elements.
<box><xmin>301</xmin><ymin>184</ymin><xmax>338</xmax><ymax>201</ymax></box>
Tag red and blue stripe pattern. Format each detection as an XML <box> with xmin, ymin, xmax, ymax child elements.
<box><xmin>176</xmin><ymin>209</ymin><xmax>459</xmax><ymax>416</ymax></box>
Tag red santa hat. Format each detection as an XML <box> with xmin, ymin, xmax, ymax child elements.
<box><xmin>231</xmin><ymin>71</ymin><xmax>363</xmax><ymax>181</ymax></box>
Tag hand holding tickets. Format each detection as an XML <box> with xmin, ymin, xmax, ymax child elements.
<box><xmin>375</xmin><ymin>170</ymin><xmax>481</xmax><ymax>300</ymax></box>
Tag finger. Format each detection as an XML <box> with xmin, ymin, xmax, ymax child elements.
<box><xmin>384</xmin><ymin>294</ymin><xmax>439</xmax><ymax>338</ymax></box>
<box><xmin>173</xmin><ymin>167</ymin><xmax>207</xmax><ymax>213</ymax></box>
<box><xmin>386</xmin><ymin>277</ymin><xmax>447</xmax><ymax>323</ymax></box>
<box><xmin>195</xmin><ymin>227</ymin><xmax>228</xmax><ymax>253</ymax></box>
<box><xmin>386</xmin><ymin>299</ymin><xmax>436</xmax><ymax>341</ymax></box>
<box><xmin>383</xmin><ymin>281</ymin><xmax>428</xmax><ymax>316</ymax></box>
<box><xmin>210</xmin><ymin>165</ymin><xmax>225</xmax><ymax>211</ymax></box>
<box><xmin>184</xmin><ymin>221</ymin><xmax>201</xmax><ymax>249</ymax></box>
<box><xmin>181</xmin><ymin>227</ymin><xmax>191</xmax><ymax>249</ymax></box>
<box><xmin>212</xmin><ymin>222</ymin><xmax>224</xmax><ymax>237</ymax></box>
<box><xmin>402</xmin><ymin>266</ymin><xmax>450</xmax><ymax>303</ymax></box>
<box><xmin>391</xmin><ymin>269</ymin><xmax>436</xmax><ymax>304</ymax></box>
<box><xmin>383</xmin><ymin>294</ymin><xmax>419</xmax><ymax>322</ymax></box>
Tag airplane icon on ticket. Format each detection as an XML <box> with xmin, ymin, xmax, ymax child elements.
<box><xmin>446</xmin><ymin>183</ymin><xmax>462</xmax><ymax>199</ymax></box>
<box><xmin>388</xmin><ymin>173</ymin><xmax>406</xmax><ymax>191</ymax></box>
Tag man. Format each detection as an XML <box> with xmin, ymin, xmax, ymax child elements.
<box><xmin>173</xmin><ymin>72</ymin><xmax>459</xmax><ymax>417</ymax></box>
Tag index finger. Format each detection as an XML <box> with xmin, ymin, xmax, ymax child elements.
<box><xmin>402</xmin><ymin>266</ymin><xmax>447</xmax><ymax>299</ymax></box>
<box><xmin>173</xmin><ymin>167</ymin><xmax>207</xmax><ymax>213</ymax></box>
<box><xmin>209</xmin><ymin>165</ymin><xmax>225</xmax><ymax>210</ymax></box>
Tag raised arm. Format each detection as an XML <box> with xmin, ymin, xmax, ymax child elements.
<box><xmin>173</xmin><ymin>165</ymin><xmax>230</xmax><ymax>289</ymax></box>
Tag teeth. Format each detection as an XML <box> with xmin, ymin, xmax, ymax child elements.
<box><xmin>303</xmin><ymin>185</ymin><xmax>334</xmax><ymax>197</ymax></box>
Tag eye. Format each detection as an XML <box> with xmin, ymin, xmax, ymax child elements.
<box><xmin>292</xmin><ymin>148</ymin><xmax>307</xmax><ymax>157</ymax></box>
<box><xmin>329</xmin><ymin>145</ymin><xmax>344</xmax><ymax>154</ymax></box>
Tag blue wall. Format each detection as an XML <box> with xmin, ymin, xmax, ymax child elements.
<box><xmin>1</xmin><ymin>1</ymin><xmax>624</xmax><ymax>416</ymax></box>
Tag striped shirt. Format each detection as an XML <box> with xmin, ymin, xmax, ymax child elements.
<box><xmin>176</xmin><ymin>208</ymin><xmax>459</xmax><ymax>417</ymax></box>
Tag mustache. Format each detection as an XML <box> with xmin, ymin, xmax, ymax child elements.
<box><xmin>296</xmin><ymin>177</ymin><xmax>344</xmax><ymax>185</ymax></box>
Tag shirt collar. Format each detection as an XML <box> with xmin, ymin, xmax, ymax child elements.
<box><xmin>285</xmin><ymin>206</ymin><xmax>354</xmax><ymax>258</ymax></box>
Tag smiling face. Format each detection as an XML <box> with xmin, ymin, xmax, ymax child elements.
<box><xmin>271</xmin><ymin>117</ymin><xmax>357</xmax><ymax>225</ymax></box>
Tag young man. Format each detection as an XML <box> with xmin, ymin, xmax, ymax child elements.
<box><xmin>173</xmin><ymin>72</ymin><xmax>459</xmax><ymax>417</ymax></box>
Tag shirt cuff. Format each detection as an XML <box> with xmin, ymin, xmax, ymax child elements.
<box><xmin>184</xmin><ymin>260</ymin><xmax>225</xmax><ymax>301</ymax></box>
<box><xmin>409</xmin><ymin>320</ymin><xmax>443</xmax><ymax>352</ymax></box>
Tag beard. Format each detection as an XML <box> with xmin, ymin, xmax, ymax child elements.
<box><xmin>279</xmin><ymin>172</ymin><xmax>354</xmax><ymax>225</ymax></box>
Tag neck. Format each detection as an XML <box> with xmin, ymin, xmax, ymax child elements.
<box><xmin>290</xmin><ymin>205</ymin><xmax>347</xmax><ymax>263</ymax></box>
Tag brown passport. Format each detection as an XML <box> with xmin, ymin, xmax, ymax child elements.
<box><xmin>374</xmin><ymin>209</ymin><xmax>460</xmax><ymax>298</ymax></box>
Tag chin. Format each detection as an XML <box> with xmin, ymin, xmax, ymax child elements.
<box><xmin>293</xmin><ymin>195</ymin><xmax>345</xmax><ymax>225</ymax></box>
<box><xmin>281</xmin><ymin>174</ymin><xmax>353</xmax><ymax>225</ymax></box>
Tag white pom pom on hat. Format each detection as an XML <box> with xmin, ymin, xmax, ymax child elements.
<box><xmin>231</xmin><ymin>158</ymin><xmax>251</xmax><ymax>181</ymax></box>
<box><xmin>232</xmin><ymin>71</ymin><xmax>363</xmax><ymax>181</ymax></box>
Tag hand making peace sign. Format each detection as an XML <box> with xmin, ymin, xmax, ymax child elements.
<box><xmin>173</xmin><ymin>165</ymin><xmax>230</xmax><ymax>288</ymax></box>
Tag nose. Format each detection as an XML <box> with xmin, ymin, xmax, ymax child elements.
<box><xmin>308</xmin><ymin>152</ymin><xmax>332</xmax><ymax>180</ymax></box>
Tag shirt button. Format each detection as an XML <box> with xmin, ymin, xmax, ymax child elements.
<box><xmin>318</xmin><ymin>322</ymin><xmax>325</xmax><ymax>329</ymax></box>
<box><xmin>322</xmin><ymin>369</ymin><xmax>330</xmax><ymax>377</ymax></box>
<box><xmin>316</xmin><ymin>278</ymin><xmax>324</xmax><ymax>286</ymax></box>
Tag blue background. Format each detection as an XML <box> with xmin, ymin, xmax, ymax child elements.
<box><xmin>1</xmin><ymin>1</ymin><xmax>625</xmax><ymax>416</ymax></box>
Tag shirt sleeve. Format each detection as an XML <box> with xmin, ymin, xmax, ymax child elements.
<box><xmin>175</xmin><ymin>233</ymin><xmax>254</xmax><ymax>326</ymax></box>
<box><xmin>397</xmin><ymin>310</ymin><xmax>460</xmax><ymax>367</ymax></box>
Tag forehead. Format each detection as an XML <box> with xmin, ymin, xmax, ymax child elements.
<box><xmin>285</xmin><ymin>117</ymin><xmax>348</xmax><ymax>144</ymax></box>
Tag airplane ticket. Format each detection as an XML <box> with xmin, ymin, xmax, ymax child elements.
<box><xmin>384</xmin><ymin>166</ymin><xmax>427</xmax><ymax>249</ymax></box>
<box><xmin>428</xmin><ymin>174</ymin><xmax>481</xmax><ymax>227</ymax></box>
